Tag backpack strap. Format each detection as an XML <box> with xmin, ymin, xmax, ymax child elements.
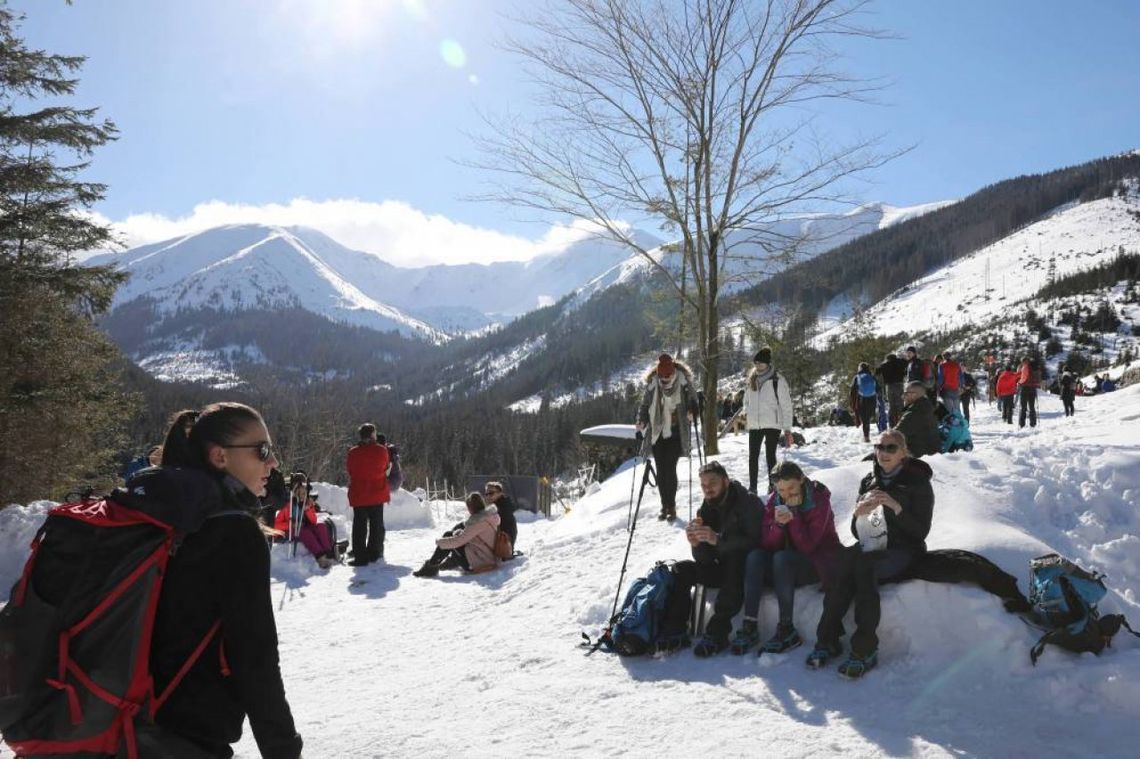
<box><xmin>151</xmin><ymin>620</ymin><xmax>223</xmax><ymax>714</ymax></box>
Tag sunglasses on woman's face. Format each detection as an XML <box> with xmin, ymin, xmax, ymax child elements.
<box><xmin>224</xmin><ymin>441</ymin><xmax>274</xmax><ymax>462</ymax></box>
<box><xmin>874</xmin><ymin>443</ymin><xmax>901</xmax><ymax>454</ymax></box>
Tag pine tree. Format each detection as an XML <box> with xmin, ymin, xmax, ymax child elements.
<box><xmin>0</xmin><ymin>5</ymin><xmax>135</xmax><ymax>502</ymax></box>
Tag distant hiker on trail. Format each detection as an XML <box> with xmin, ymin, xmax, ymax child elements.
<box><xmin>412</xmin><ymin>492</ymin><xmax>501</xmax><ymax>577</ymax></box>
<box><xmin>1058</xmin><ymin>364</ymin><xmax>1078</xmax><ymax>417</ymax></box>
<box><xmin>850</xmin><ymin>362</ymin><xmax>880</xmax><ymax>443</ymax></box>
<box><xmin>959</xmin><ymin>369</ymin><xmax>978</xmax><ymax>423</ymax></box>
<box><xmin>937</xmin><ymin>350</ymin><xmax>964</xmax><ymax>417</ymax></box>
<box><xmin>894</xmin><ymin>382</ymin><xmax>940</xmax><ymax>458</ymax></box>
<box><xmin>654</xmin><ymin>461</ymin><xmax>763</xmax><ymax>657</ymax></box>
<box><xmin>636</xmin><ymin>352</ymin><xmax>699</xmax><ymax>522</ymax></box>
<box><xmin>275</xmin><ymin>474</ymin><xmax>339</xmax><ymax>569</ymax></box>
<box><xmin>995</xmin><ymin>364</ymin><xmax>1019</xmax><ymax>424</ymax></box>
<box><xmin>1098</xmin><ymin>374</ymin><xmax>1117</xmax><ymax>393</ymax></box>
<box><xmin>346</xmin><ymin>422</ymin><xmax>390</xmax><ymax>566</ymax></box>
<box><xmin>806</xmin><ymin>429</ymin><xmax>934</xmax><ymax>680</ymax></box>
<box><xmin>151</xmin><ymin>403</ymin><xmax>303</xmax><ymax>757</ymax></box>
<box><xmin>904</xmin><ymin>346</ymin><xmax>936</xmax><ymax>401</ymax></box>
<box><xmin>483</xmin><ymin>480</ymin><xmax>518</xmax><ymax>549</ymax></box>
<box><xmin>876</xmin><ymin>352</ymin><xmax>908</xmax><ymax>425</ymax></box>
<box><xmin>744</xmin><ymin>347</ymin><xmax>795</xmax><ymax>494</ymax></box>
<box><xmin>730</xmin><ymin>461</ymin><xmax>841</xmax><ymax>656</ymax></box>
<box><xmin>1017</xmin><ymin>357</ymin><xmax>1042</xmax><ymax>428</ymax></box>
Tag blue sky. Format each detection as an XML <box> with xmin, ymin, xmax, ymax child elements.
<box><xmin>14</xmin><ymin>0</ymin><xmax>1140</xmax><ymax>264</ymax></box>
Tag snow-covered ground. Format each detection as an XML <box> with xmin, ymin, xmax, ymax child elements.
<box><xmin>5</xmin><ymin>385</ymin><xmax>1138</xmax><ymax>757</ymax></box>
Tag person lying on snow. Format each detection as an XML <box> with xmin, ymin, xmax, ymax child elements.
<box><xmin>413</xmin><ymin>492</ymin><xmax>501</xmax><ymax>577</ymax></box>
<box><xmin>806</xmin><ymin>428</ymin><xmax>934</xmax><ymax>680</ymax></box>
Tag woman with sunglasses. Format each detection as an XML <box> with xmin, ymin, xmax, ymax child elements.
<box><xmin>150</xmin><ymin>402</ymin><xmax>303</xmax><ymax>758</ymax></box>
<box><xmin>806</xmin><ymin>428</ymin><xmax>934</xmax><ymax>680</ymax></box>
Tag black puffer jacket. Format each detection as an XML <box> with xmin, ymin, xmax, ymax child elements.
<box><xmin>692</xmin><ymin>480</ymin><xmax>763</xmax><ymax>562</ymax></box>
<box><xmin>895</xmin><ymin>395</ymin><xmax>941</xmax><ymax>458</ymax></box>
<box><xmin>851</xmin><ymin>457</ymin><xmax>934</xmax><ymax>554</ymax></box>
<box><xmin>148</xmin><ymin>470</ymin><xmax>302</xmax><ymax>759</ymax></box>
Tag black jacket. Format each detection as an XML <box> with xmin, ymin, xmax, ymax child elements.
<box><xmin>851</xmin><ymin>457</ymin><xmax>934</xmax><ymax>554</ymax></box>
<box><xmin>692</xmin><ymin>480</ymin><xmax>763</xmax><ymax>562</ymax></box>
<box><xmin>495</xmin><ymin>494</ymin><xmax>519</xmax><ymax>546</ymax></box>
<box><xmin>877</xmin><ymin>356</ymin><xmax>908</xmax><ymax>385</ymax></box>
<box><xmin>896</xmin><ymin>395</ymin><xmax>941</xmax><ymax>458</ymax></box>
<box><xmin>150</xmin><ymin>472</ymin><xmax>302</xmax><ymax>759</ymax></box>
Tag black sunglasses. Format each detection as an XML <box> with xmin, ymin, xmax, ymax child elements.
<box><xmin>224</xmin><ymin>441</ymin><xmax>274</xmax><ymax>462</ymax></box>
<box><xmin>873</xmin><ymin>443</ymin><xmax>901</xmax><ymax>454</ymax></box>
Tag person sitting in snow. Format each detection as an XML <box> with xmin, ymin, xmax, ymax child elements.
<box><xmin>806</xmin><ymin>429</ymin><xmax>934</xmax><ymax>679</ymax></box>
<box><xmin>654</xmin><ymin>461</ymin><xmax>763</xmax><ymax>656</ymax></box>
<box><xmin>482</xmin><ymin>480</ymin><xmax>518</xmax><ymax>551</ymax></box>
<box><xmin>275</xmin><ymin>474</ymin><xmax>339</xmax><ymax>569</ymax></box>
<box><xmin>894</xmin><ymin>381</ymin><xmax>940</xmax><ymax>458</ymax></box>
<box><xmin>729</xmin><ymin>461</ymin><xmax>841</xmax><ymax>656</ymax></box>
<box><xmin>412</xmin><ymin>492</ymin><xmax>501</xmax><ymax>577</ymax></box>
<box><xmin>635</xmin><ymin>352</ymin><xmax>699</xmax><ymax>522</ymax></box>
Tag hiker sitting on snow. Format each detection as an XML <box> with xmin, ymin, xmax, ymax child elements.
<box><xmin>729</xmin><ymin>461</ymin><xmax>842</xmax><ymax>656</ymax></box>
<box><xmin>274</xmin><ymin>476</ymin><xmax>339</xmax><ymax>569</ymax></box>
<box><xmin>413</xmin><ymin>492</ymin><xmax>501</xmax><ymax>577</ymax></box>
<box><xmin>482</xmin><ymin>480</ymin><xmax>518</xmax><ymax>550</ymax></box>
<box><xmin>654</xmin><ymin>461</ymin><xmax>763</xmax><ymax>656</ymax></box>
<box><xmin>806</xmin><ymin>428</ymin><xmax>934</xmax><ymax>679</ymax></box>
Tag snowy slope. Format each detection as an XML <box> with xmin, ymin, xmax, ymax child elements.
<box><xmin>6</xmin><ymin>387</ymin><xmax>1136</xmax><ymax>757</ymax></box>
<box><xmin>819</xmin><ymin>192</ymin><xmax>1140</xmax><ymax>341</ymax></box>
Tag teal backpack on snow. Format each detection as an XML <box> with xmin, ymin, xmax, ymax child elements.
<box><xmin>587</xmin><ymin>562</ymin><xmax>675</xmax><ymax>656</ymax></box>
<box><xmin>1024</xmin><ymin>553</ymin><xmax>1140</xmax><ymax>664</ymax></box>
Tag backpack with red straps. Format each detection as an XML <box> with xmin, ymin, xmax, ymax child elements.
<box><xmin>0</xmin><ymin>468</ymin><xmax>233</xmax><ymax>759</ymax></box>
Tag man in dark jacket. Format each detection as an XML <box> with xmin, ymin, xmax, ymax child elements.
<box><xmin>483</xmin><ymin>480</ymin><xmax>518</xmax><ymax>549</ymax></box>
<box><xmin>894</xmin><ymin>382</ymin><xmax>940</xmax><ymax>458</ymax></box>
<box><xmin>657</xmin><ymin>461</ymin><xmax>763</xmax><ymax>656</ymax></box>
<box><xmin>806</xmin><ymin>429</ymin><xmax>934</xmax><ymax>679</ymax></box>
<box><xmin>876</xmin><ymin>352</ymin><xmax>908</xmax><ymax>425</ymax></box>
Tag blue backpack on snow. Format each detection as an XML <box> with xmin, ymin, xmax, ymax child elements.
<box><xmin>1024</xmin><ymin>553</ymin><xmax>1139</xmax><ymax>664</ymax></box>
<box><xmin>597</xmin><ymin>562</ymin><xmax>675</xmax><ymax>656</ymax></box>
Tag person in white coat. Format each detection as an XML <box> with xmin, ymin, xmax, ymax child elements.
<box><xmin>743</xmin><ymin>347</ymin><xmax>795</xmax><ymax>494</ymax></box>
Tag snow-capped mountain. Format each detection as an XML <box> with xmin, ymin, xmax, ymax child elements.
<box><xmin>818</xmin><ymin>190</ymin><xmax>1140</xmax><ymax>341</ymax></box>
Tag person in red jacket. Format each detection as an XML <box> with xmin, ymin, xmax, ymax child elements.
<box><xmin>730</xmin><ymin>461</ymin><xmax>841</xmax><ymax>656</ymax></box>
<box><xmin>1016</xmin><ymin>357</ymin><xmax>1042</xmax><ymax>428</ymax></box>
<box><xmin>274</xmin><ymin>478</ymin><xmax>337</xmax><ymax>569</ymax></box>
<box><xmin>995</xmin><ymin>364</ymin><xmax>1019</xmax><ymax>424</ymax></box>
<box><xmin>346</xmin><ymin>422</ymin><xmax>390</xmax><ymax>566</ymax></box>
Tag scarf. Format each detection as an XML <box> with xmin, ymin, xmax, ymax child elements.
<box><xmin>649</xmin><ymin>372</ymin><xmax>683</xmax><ymax>441</ymax></box>
<box><xmin>750</xmin><ymin>365</ymin><xmax>775</xmax><ymax>391</ymax></box>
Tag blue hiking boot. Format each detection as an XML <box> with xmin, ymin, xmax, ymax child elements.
<box><xmin>759</xmin><ymin>623</ymin><xmax>802</xmax><ymax>655</ymax></box>
<box><xmin>805</xmin><ymin>640</ymin><xmax>843</xmax><ymax>669</ymax></box>
<box><xmin>693</xmin><ymin>634</ymin><xmax>728</xmax><ymax>658</ymax></box>
<box><xmin>837</xmin><ymin>650</ymin><xmax>878</xmax><ymax>680</ymax></box>
<box><xmin>729</xmin><ymin>620</ymin><xmax>761</xmax><ymax>655</ymax></box>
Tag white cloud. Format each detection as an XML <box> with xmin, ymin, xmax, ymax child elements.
<box><xmin>101</xmin><ymin>198</ymin><xmax>605</xmax><ymax>267</ymax></box>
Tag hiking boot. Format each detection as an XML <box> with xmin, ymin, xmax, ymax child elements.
<box><xmin>347</xmin><ymin>558</ymin><xmax>371</xmax><ymax>567</ymax></box>
<box><xmin>837</xmin><ymin>650</ymin><xmax>878</xmax><ymax>680</ymax></box>
<box><xmin>654</xmin><ymin>634</ymin><xmax>691</xmax><ymax>655</ymax></box>
<box><xmin>693</xmin><ymin>634</ymin><xmax>728</xmax><ymax>658</ymax></box>
<box><xmin>412</xmin><ymin>562</ymin><xmax>439</xmax><ymax>578</ymax></box>
<box><xmin>657</xmin><ymin>511</ymin><xmax>668</xmax><ymax>521</ymax></box>
<box><xmin>759</xmin><ymin>623</ymin><xmax>802</xmax><ymax>655</ymax></box>
<box><xmin>316</xmin><ymin>556</ymin><xmax>332</xmax><ymax>570</ymax></box>
<box><xmin>805</xmin><ymin>641</ymin><xmax>843</xmax><ymax>669</ymax></box>
<box><xmin>729</xmin><ymin>620</ymin><xmax>761</xmax><ymax>655</ymax></box>
<box><xmin>665</xmin><ymin>507</ymin><xmax>677</xmax><ymax>524</ymax></box>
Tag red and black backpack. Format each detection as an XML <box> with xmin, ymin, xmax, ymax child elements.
<box><xmin>0</xmin><ymin>468</ymin><xmax>231</xmax><ymax>759</ymax></box>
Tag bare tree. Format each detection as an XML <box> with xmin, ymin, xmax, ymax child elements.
<box><xmin>472</xmin><ymin>0</ymin><xmax>898</xmax><ymax>453</ymax></box>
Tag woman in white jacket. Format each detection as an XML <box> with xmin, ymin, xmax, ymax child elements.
<box><xmin>743</xmin><ymin>347</ymin><xmax>795</xmax><ymax>494</ymax></box>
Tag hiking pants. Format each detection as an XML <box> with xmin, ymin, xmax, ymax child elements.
<box><xmin>1061</xmin><ymin>391</ymin><xmax>1075</xmax><ymax>417</ymax></box>
<box><xmin>886</xmin><ymin>382</ymin><xmax>904</xmax><ymax>426</ymax></box>
<box><xmin>748</xmin><ymin>428</ymin><xmax>780</xmax><ymax>493</ymax></box>
<box><xmin>857</xmin><ymin>397</ymin><xmax>877</xmax><ymax>440</ymax></box>
<box><xmin>298</xmin><ymin>521</ymin><xmax>333</xmax><ymax>559</ymax></box>
<box><xmin>1018</xmin><ymin>387</ymin><xmax>1037</xmax><ymax>428</ymax></box>
<box><xmin>424</xmin><ymin>523</ymin><xmax>472</xmax><ymax>570</ymax></box>
<box><xmin>960</xmin><ymin>393</ymin><xmax>972</xmax><ymax>423</ymax></box>
<box><xmin>651</xmin><ymin>433</ymin><xmax>683</xmax><ymax>514</ymax></box>
<box><xmin>742</xmin><ymin>548</ymin><xmax>818</xmax><ymax>625</ymax></box>
<box><xmin>940</xmin><ymin>389</ymin><xmax>961</xmax><ymax>417</ymax></box>
<box><xmin>815</xmin><ymin>545</ymin><xmax>917</xmax><ymax>656</ymax></box>
<box><xmin>352</xmin><ymin>504</ymin><xmax>385</xmax><ymax>560</ymax></box>
<box><xmin>999</xmin><ymin>395</ymin><xmax>1015</xmax><ymax>424</ymax></box>
<box><xmin>664</xmin><ymin>553</ymin><xmax>749</xmax><ymax>641</ymax></box>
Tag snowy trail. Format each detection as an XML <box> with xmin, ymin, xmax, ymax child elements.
<box><xmin>3</xmin><ymin>388</ymin><xmax>1138</xmax><ymax>758</ymax></box>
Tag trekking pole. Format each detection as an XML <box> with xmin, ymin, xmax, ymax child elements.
<box><xmin>586</xmin><ymin>456</ymin><xmax>656</xmax><ymax>655</ymax></box>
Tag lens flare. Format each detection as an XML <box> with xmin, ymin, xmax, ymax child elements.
<box><xmin>440</xmin><ymin>39</ymin><xmax>467</xmax><ymax>68</ymax></box>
